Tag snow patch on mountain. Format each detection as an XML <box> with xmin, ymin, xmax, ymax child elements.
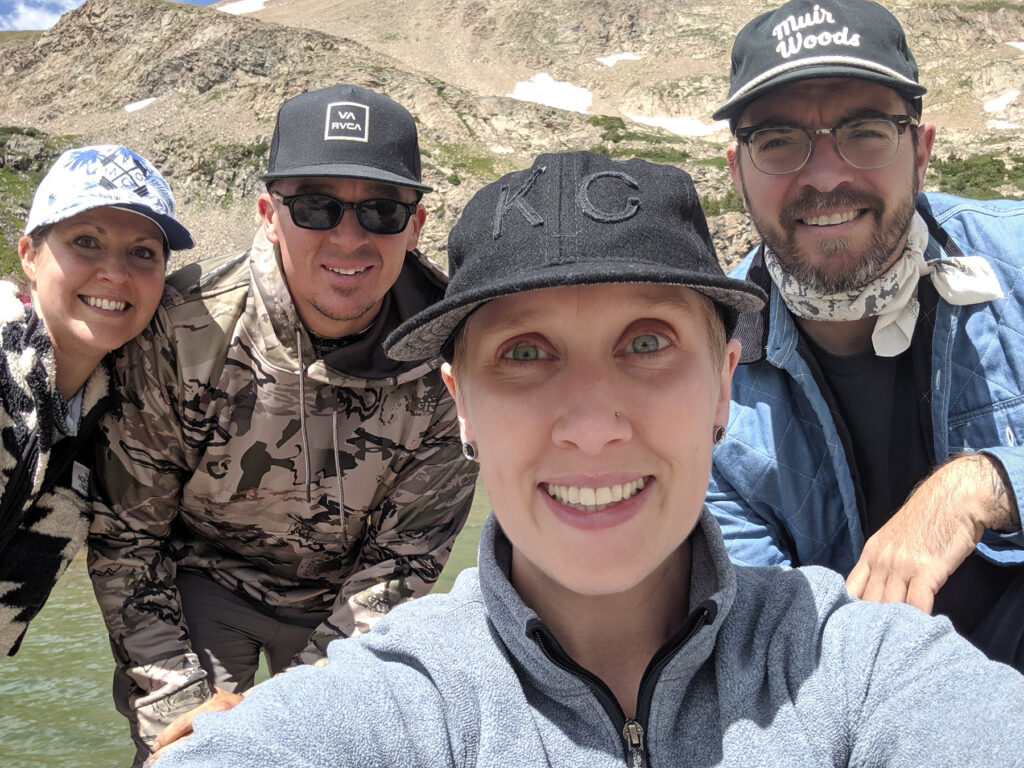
<box><xmin>985</xmin><ymin>90</ymin><xmax>1020</xmax><ymax>113</ymax></box>
<box><xmin>624</xmin><ymin>112</ymin><xmax>727</xmax><ymax>137</ymax></box>
<box><xmin>597</xmin><ymin>52</ymin><xmax>641</xmax><ymax>67</ymax></box>
<box><xmin>124</xmin><ymin>97</ymin><xmax>157</xmax><ymax>112</ymax></box>
<box><xmin>219</xmin><ymin>0</ymin><xmax>267</xmax><ymax>14</ymax></box>
<box><xmin>508</xmin><ymin>74</ymin><xmax>592</xmax><ymax>114</ymax></box>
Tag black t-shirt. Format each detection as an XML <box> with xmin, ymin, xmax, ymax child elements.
<box><xmin>801</xmin><ymin>280</ymin><xmax>1021</xmax><ymax>636</ymax></box>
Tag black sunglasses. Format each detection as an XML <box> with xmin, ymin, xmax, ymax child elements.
<box><xmin>269</xmin><ymin>191</ymin><xmax>417</xmax><ymax>235</ymax></box>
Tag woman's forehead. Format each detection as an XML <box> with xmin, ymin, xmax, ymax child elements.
<box><xmin>469</xmin><ymin>283</ymin><xmax>703</xmax><ymax>334</ymax></box>
<box><xmin>57</xmin><ymin>206</ymin><xmax>164</xmax><ymax>238</ymax></box>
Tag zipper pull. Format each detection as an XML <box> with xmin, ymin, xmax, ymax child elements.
<box><xmin>622</xmin><ymin>719</ymin><xmax>646</xmax><ymax>768</ymax></box>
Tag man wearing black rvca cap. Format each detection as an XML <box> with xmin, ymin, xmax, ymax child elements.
<box><xmin>88</xmin><ymin>84</ymin><xmax>479</xmax><ymax>765</ymax></box>
<box><xmin>708</xmin><ymin>0</ymin><xmax>1024</xmax><ymax>671</ymax></box>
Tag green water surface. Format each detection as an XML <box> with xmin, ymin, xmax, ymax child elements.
<box><xmin>0</xmin><ymin>481</ymin><xmax>490</xmax><ymax>767</ymax></box>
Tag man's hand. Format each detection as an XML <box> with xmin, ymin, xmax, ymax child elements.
<box><xmin>149</xmin><ymin>687</ymin><xmax>243</xmax><ymax>761</ymax></box>
<box><xmin>846</xmin><ymin>453</ymin><xmax>1020</xmax><ymax>614</ymax></box>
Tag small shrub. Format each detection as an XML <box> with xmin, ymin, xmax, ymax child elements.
<box><xmin>600</xmin><ymin>146</ymin><xmax>692</xmax><ymax>164</ymax></box>
<box><xmin>587</xmin><ymin>115</ymin><xmax>629</xmax><ymax>142</ymax></box>
<box><xmin>928</xmin><ymin>152</ymin><xmax>1024</xmax><ymax>200</ymax></box>
<box><xmin>700</xmin><ymin>188</ymin><xmax>745</xmax><ymax>217</ymax></box>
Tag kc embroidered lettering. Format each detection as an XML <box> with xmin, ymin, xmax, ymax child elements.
<box><xmin>324</xmin><ymin>102</ymin><xmax>369</xmax><ymax>142</ymax></box>
<box><xmin>492</xmin><ymin>166</ymin><xmax>546</xmax><ymax>238</ymax></box>
<box><xmin>576</xmin><ymin>171</ymin><xmax>640</xmax><ymax>223</ymax></box>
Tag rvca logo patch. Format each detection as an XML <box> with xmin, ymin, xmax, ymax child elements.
<box><xmin>324</xmin><ymin>102</ymin><xmax>369</xmax><ymax>142</ymax></box>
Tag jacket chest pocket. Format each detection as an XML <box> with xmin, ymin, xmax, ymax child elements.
<box><xmin>947</xmin><ymin>394</ymin><xmax>1024</xmax><ymax>452</ymax></box>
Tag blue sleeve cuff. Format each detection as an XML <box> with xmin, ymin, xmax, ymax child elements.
<box><xmin>976</xmin><ymin>447</ymin><xmax>1024</xmax><ymax>562</ymax></box>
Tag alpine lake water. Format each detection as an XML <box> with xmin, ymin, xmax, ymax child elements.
<box><xmin>0</xmin><ymin>480</ymin><xmax>491</xmax><ymax>767</ymax></box>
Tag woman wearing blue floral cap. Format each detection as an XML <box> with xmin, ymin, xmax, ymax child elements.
<box><xmin>0</xmin><ymin>144</ymin><xmax>193</xmax><ymax>657</ymax></box>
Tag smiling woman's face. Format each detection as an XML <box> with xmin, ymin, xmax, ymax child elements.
<box><xmin>443</xmin><ymin>282</ymin><xmax>739</xmax><ymax>600</ymax></box>
<box><xmin>19</xmin><ymin>206</ymin><xmax>167</xmax><ymax>371</ymax></box>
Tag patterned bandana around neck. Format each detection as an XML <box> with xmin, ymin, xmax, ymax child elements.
<box><xmin>765</xmin><ymin>212</ymin><xmax>1004</xmax><ymax>356</ymax></box>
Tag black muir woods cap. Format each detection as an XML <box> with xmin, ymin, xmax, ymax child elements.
<box><xmin>385</xmin><ymin>150</ymin><xmax>767</xmax><ymax>362</ymax></box>
<box><xmin>713</xmin><ymin>0</ymin><xmax>926</xmax><ymax>124</ymax></box>
<box><xmin>261</xmin><ymin>83</ymin><xmax>432</xmax><ymax>192</ymax></box>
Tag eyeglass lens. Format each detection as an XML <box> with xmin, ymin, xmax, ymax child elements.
<box><xmin>748</xmin><ymin>118</ymin><xmax>903</xmax><ymax>175</ymax></box>
<box><xmin>284</xmin><ymin>195</ymin><xmax>412</xmax><ymax>234</ymax></box>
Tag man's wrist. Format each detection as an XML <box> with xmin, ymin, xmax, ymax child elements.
<box><xmin>960</xmin><ymin>452</ymin><xmax>1020</xmax><ymax>533</ymax></box>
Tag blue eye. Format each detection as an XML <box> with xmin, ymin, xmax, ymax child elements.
<box><xmin>630</xmin><ymin>333</ymin><xmax>666</xmax><ymax>354</ymax></box>
<box><xmin>503</xmin><ymin>343</ymin><xmax>542</xmax><ymax>361</ymax></box>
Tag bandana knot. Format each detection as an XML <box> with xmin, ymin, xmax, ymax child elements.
<box><xmin>765</xmin><ymin>212</ymin><xmax>1003</xmax><ymax>356</ymax></box>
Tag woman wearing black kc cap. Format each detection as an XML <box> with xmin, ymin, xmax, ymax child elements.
<box><xmin>156</xmin><ymin>151</ymin><xmax>1024</xmax><ymax>768</ymax></box>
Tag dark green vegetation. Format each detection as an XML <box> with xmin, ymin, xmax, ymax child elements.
<box><xmin>961</xmin><ymin>1</ymin><xmax>1024</xmax><ymax>12</ymax></box>
<box><xmin>187</xmin><ymin>139</ymin><xmax>270</xmax><ymax>208</ymax></box>
<box><xmin>700</xmin><ymin>188</ymin><xmax>745</xmax><ymax>216</ymax></box>
<box><xmin>0</xmin><ymin>127</ymin><xmax>78</xmax><ymax>278</ymax></box>
<box><xmin>421</xmin><ymin>141</ymin><xmax>520</xmax><ymax>188</ymax></box>
<box><xmin>928</xmin><ymin>153</ymin><xmax>1024</xmax><ymax>200</ymax></box>
<box><xmin>586</xmin><ymin>115</ymin><xmax>697</xmax><ymax>164</ymax></box>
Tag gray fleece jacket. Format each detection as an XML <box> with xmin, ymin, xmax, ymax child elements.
<box><xmin>159</xmin><ymin>510</ymin><xmax>1024</xmax><ymax>767</ymax></box>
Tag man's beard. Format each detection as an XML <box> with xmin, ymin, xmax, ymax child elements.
<box><xmin>743</xmin><ymin>174</ymin><xmax>919</xmax><ymax>294</ymax></box>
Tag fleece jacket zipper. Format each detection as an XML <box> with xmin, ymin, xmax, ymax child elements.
<box><xmin>528</xmin><ymin>600</ymin><xmax>716</xmax><ymax>767</ymax></box>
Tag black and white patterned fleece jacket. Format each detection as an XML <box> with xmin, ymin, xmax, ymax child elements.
<box><xmin>0</xmin><ymin>282</ymin><xmax>114</xmax><ymax>657</ymax></box>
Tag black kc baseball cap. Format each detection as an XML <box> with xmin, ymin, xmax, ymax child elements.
<box><xmin>261</xmin><ymin>83</ymin><xmax>432</xmax><ymax>192</ymax></box>
<box><xmin>385</xmin><ymin>151</ymin><xmax>766</xmax><ymax>362</ymax></box>
<box><xmin>714</xmin><ymin>0</ymin><xmax>926</xmax><ymax>125</ymax></box>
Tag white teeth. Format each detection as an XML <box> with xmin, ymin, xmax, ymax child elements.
<box><xmin>545</xmin><ymin>478</ymin><xmax>648</xmax><ymax>512</ymax></box>
<box><xmin>327</xmin><ymin>266</ymin><xmax>368</xmax><ymax>276</ymax></box>
<box><xmin>84</xmin><ymin>297</ymin><xmax>127</xmax><ymax>311</ymax></box>
<box><xmin>803</xmin><ymin>210</ymin><xmax>859</xmax><ymax>227</ymax></box>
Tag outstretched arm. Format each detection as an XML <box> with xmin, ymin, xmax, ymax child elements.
<box><xmin>88</xmin><ymin>314</ymin><xmax>213</xmax><ymax>756</ymax></box>
<box><xmin>846</xmin><ymin>452</ymin><xmax>1021</xmax><ymax>613</ymax></box>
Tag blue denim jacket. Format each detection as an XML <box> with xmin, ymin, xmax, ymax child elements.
<box><xmin>709</xmin><ymin>193</ymin><xmax>1024</xmax><ymax>573</ymax></box>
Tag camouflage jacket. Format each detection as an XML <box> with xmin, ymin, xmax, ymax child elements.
<box><xmin>88</xmin><ymin>229</ymin><xmax>477</xmax><ymax>745</ymax></box>
<box><xmin>0</xmin><ymin>283</ymin><xmax>113</xmax><ymax>657</ymax></box>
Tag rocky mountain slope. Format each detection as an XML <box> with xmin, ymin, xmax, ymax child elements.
<box><xmin>1</xmin><ymin>0</ymin><xmax>1023</xmax><ymax>276</ymax></box>
<box><xmin>245</xmin><ymin>0</ymin><xmax>1024</xmax><ymax>137</ymax></box>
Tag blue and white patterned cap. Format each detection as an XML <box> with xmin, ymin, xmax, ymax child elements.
<box><xmin>25</xmin><ymin>145</ymin><xmax>195</xmax><ymax>250</ymax></box>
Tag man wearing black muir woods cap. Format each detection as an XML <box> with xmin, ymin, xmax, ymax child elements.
<box><xmin>155</xmin><ymin>150</ymin><xmax>1024</xmax><ymax>768</ymax></box>
<box><xmin>708</xmin><ymin>0</ymin><xmax>1024</xmax><ymax>671</ymax></box>
<box><xmin>87</xmin><ymin>84</ymin><xmax>478</xmax><ymax>765</ymax></box>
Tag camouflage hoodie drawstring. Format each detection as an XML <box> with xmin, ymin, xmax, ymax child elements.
<box><xmin>332</xmin><ymin>410</ymin><xmax>346</xmax><ymax>542</ymax></box>
<box><xmin>296</xmin><ymin>329</ymin><xmax>313</xmax><ymax>504</ymax></box>
<box><xmin>295</xmin><ymin>329</ymin><xmax>346</xmax><ymax>537</ymax></box>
